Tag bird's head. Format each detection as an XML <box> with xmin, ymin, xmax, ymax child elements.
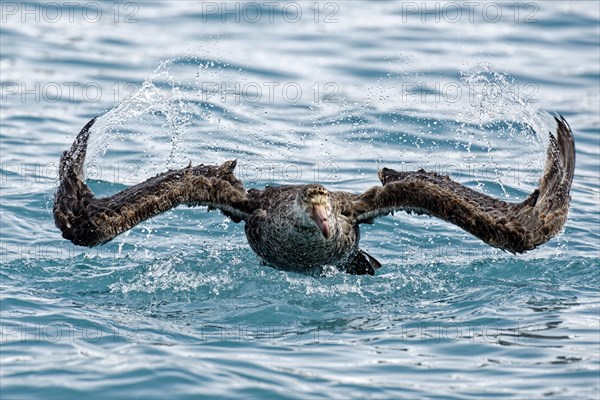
<box><xmin>298</xmin><ymin>184</ymin><xmax>332</xmax><ymax>239</ymax></box>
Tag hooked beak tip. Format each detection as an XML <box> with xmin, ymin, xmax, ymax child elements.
<box><xmin>321</xmin><ymin>224</ymin><xmax>330</xmax><ymax>239</ymax></box>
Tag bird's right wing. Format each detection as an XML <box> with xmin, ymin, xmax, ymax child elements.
<box><xmin>353</xmin><ymin>116</ymin><xmax>575</xmax><ymax>253</ymax></box>
<box><xmin>54</xmin><ymin>118</ymin><xmax>253</xmax><ymax>247</ymax></box>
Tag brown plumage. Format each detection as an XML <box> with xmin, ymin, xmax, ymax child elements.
<box><xmin>54</xmin><ymin>116</ymin><xmax>575</xmax><ymax>275</ymax></box>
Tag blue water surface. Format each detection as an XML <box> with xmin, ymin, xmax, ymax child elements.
<box><xmin>1</xmin><ymin>1</ymin><xmax>599</xmax><ymax>399</ymax></box>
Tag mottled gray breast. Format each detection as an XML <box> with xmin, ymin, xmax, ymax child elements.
<box><xmin>243</xmin><ymin>186</ymin><xmax>359</xmax><ymax>272</ymax></box>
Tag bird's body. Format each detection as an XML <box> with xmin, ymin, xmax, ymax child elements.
<box><xmin>54</xmin><ymin>116</ymin><xmax>575</xmax><ymax>275</ymax></box>
<box><xmin>243</xmin><ymin>186</ymin><xmax>365</xmax><ymax>274</ymax></box>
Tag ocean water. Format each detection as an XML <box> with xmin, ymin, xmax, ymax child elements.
<box><xmin>1</xmin><ymin>1</ymin><xmax>599</xmax><ymax>399</ymax></box>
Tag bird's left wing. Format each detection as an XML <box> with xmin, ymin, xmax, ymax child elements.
<box><xmin>54</xmin><ymin>118</ymin><xmax>253</xmax><ymax>247</ymax></box>
<box><xmin>353</xmin><ymin>116</ymin><xmax>575</xmax><ymax>253</ymax></box>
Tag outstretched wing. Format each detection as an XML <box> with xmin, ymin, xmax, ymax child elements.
<box><xmin>54</xmin><ymin>118</ymin><xmax>253</xmax><ymax>247</ymax></box>
<box><xmin>353</xmin><ymin>116</ymin><xmax>575</xmax><ymax>253</ymax></box>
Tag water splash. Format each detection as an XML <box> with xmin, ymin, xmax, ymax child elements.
<box><xmin>87</xmin><ymin>58</ymin><xmax>200</xmax><ymax>170</ymax></box>
<box><xmin>455</xmin><ymin>62</ymin><xmax>551</xmax><ymax>196</ymax></box>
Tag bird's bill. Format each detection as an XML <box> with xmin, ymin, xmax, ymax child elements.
<box><xmin>312</xmin><ymin>204</ymin><xmax>330</xmax><ymax>239</ymax></box>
